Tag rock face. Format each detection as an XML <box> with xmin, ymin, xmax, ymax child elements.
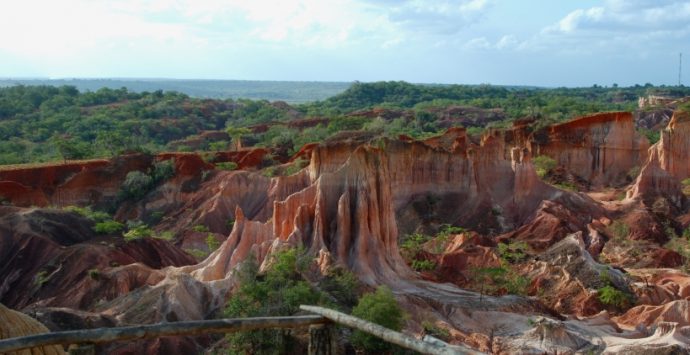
<box><xmin>629</xmin><ymin>110</ymin><xmax>689</xmax><ymax>210</ymax></box>
<box><xmin>532</xmin><ymin>112</ymin><xmax>649</xmax><ymax>187</ymax></box>
<box><xmin>3</xmin><ymin>109</ymin><xmax>690</xmax><ymax>354</ymax></box>
<box><xmin>657</xmin><ymin>110</ymin><xmax>690</xmax><ymax>181</ymax></box>
<box><xmin>0</xmin><ymin>207</ymin><xmax>193</xmax><ymax>311</ymax></box>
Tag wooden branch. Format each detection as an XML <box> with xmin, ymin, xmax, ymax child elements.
<box><xmin>300</xmin><ymin>305</ymin><xmax>485</xmax><ymax>355</ymax></box>
<box><xmin>0</xmin><ymin>315</ymin><xmax>327</xmax><ymax>354</ymax></box>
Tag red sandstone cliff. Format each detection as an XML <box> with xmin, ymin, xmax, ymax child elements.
<box><xmin>2</xmin><ymin>111</ymin><xmax>690</xmax><ymax>353</ymax></box>
<box><xmin>532</xmin><ymin>112</ymin><xmax>649</xmax><ymax>187</ymax></box>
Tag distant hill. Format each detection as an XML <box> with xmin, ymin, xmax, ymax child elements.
<box><xmin>0</xmin><ymin>78</ymin><xmax>351</xmax><ymax>103</ymax></box>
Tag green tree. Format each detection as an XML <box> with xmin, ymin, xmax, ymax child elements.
<box><xmin>224</xmin><ymin>248</ymin><xmax>322</xmax><ymax>354</ymax></box>
<box><xmin>225</xmin><ymin>126</ymin><xmax>252</xmax><ymax>151</ymax></box>
<box><xmin>533</xmin><ymin>155</ymin><xmax>556</xmax><ymax>178</ymax></box>
<box><xmin>350</xmin><ymin>286</ymin><xmax>405</xmax><ymax>353</ymax></box>
<box><xmin>51</xmin><ymin>134</ymin><xmax>89</xmax><ymax>163</ymax></box>
<box><xmin>119</xmin><ymin>171</ymin><xmax>153</xmax><ymax>200</ymax></box>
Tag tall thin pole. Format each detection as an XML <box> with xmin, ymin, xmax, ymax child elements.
<box><xmin>680</xmin><ymin>52</ymin><xmax>683</xmax><ymax>86</ymax></box>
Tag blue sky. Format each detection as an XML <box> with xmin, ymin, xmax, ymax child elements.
<box><xmin>0</xmin><ymin>0</ymin><xmax>688</xmax><ymax>86</ymax></box>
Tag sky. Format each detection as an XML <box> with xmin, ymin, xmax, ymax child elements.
<box><xmin>0</xmin><ymin>0</ymin><xmax>688</xmax><ymax>87</ymax></box>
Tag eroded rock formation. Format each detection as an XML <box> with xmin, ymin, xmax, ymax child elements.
<box><xmin>2</xmin><ymin>109</ymin><xmax>690</xmax><ymax>353</ymax></box>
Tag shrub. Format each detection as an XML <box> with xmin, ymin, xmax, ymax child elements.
<box><xmin>93</xmin><ymin>220</ymin><xmax>124</xmax><ymax>234</ymax></box>
<box><xmin>319</xmin><ymin>268</ymin><xmax>360</xmax><ymax>308</ymax></box>
<box><xmin>400</xmin><ymin>233</ymin><xmax>430</xmax><ymax>261</ymax></box>
<box><xmin>119</xmin><ymin>171</ymin><xmax>153</xmax><ymax>200</ymax></box>
<box><xmin>533</xmin><ymin>155</ymin><xmax>556</xmax><ymax>178</ymax></box>
<box><xmin>627</xmin><ymin>166</ymin><xmax>641</xmax><ymax>180</ymax></box>
<box><xmin>215</xmin><ymin>161</ymin><xmax>238</xmax><ymax>171</ymax></box>
<box><xmin>608</xmin><ymin>220</ymin><xmax>630</xmax><ymax>240</ymax></box>
<box><xmin>185</xmin><ymin>248</ymin><xmax>209</xmax><ymax>260</ymax></box>
<box><xmin>224</xmin><ymin>248</ymin><xmax>323</xmax><ymax>353</ymax></box>
<box><xmin>192</xmin><ymin>224</ymin><xmax>210</xmax><ymax>233</ymax></box>
<box><xmin>422</xmin><ymin>321</ymin><xmax>450</xmax><ymax>342</ymax></box>
<box><xmin>554</xmin><ymin>182</ymin><xmax>577</xmax><ymax>191</ymax></box>
<box><xmin>34</xmin><ymin>271</ymin><xmax>50</xmax><ymax>287</ymax></box>
<box><xmin>498</xmin><ymin>241</ymin><xmax>529</xmax><ymax>264</ymax></box>
<box><xmin>597</xmin><ymin>285</ymin><xmax>630</xmax><ymax>308</ymax></box>
<box><xmin>123</xmin><ymin>224</ymin><xmax>154</xmax><ymax>241</ymax></box>
<box><xmin>411</xmin><ymin>259</ymin><xmax>436</xmax><ymax>272</ymax></box>
<box><xmin>156</xmin><ymin>231</ymin><xmax>174</xmax><ymax>241</ymax></box>
<box><xmin>151</xmin><ymin>159</ymin><xmax>175</xmax><ymax>183</ymax></box>
<box><xmin>682</xmin><ymin>178</ymin><xmax>690</xmax><ymax>196</ymax></box>
<box><xmin>262</xmin><ymin>166</ymin><xmax>278</xmax><ymax>177</ymax></box>
<box><xmin>205</xmin><ymin>234</ymin><xmax>220</xmax><ymax>252</ymax></box>
<box><xmin>87</xmin><ymin>268</ymin><xmax>101</xmax><ymax>280</ymax></box>
<box><xmin>471</xmin><ymin>266</ymin><xmax>529</xmax><ymax>298</ymax></box>
<box><xmin>64</xmin><ymin>206</ymin><xmax>110</xmax><ymax>222</ymax></box>
<box><xmin>350</xmin><ymin>286</ymin><xmax>405</xmax><ymax>353</ymax></box>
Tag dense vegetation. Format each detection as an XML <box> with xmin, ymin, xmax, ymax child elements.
<box><xmin>222</xmin><ymin>247</ymin><xmax>403</xmax><ymax>354</ymax></box>
<box><xmin>0</xmin><ymin>79</ymin><xmax>350</xmax><ymax>103</ymax></box>
<box><xmin>1</xmin><ymin>82</ymin><xmax>689</xmax><ymax>165</ymax></box>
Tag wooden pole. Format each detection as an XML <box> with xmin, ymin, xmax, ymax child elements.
<box><xmin>308</xmin><ymin>324</ymin><xmax>336</xmax><ymax>355</ymax></box>
<box><xmin>300</xmin><ymin>305</ymin><xmax>485</xmax><ymax>355</ymax></box>
<box><xmin>0</xmin><ymin>315</ymin><xmax>327</xmax><ymax>354</ymax></box>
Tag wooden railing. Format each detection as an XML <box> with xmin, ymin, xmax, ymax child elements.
<box><xmin>0</xmin><ymin>306</ymin><xmax>484</xmax><ymax>355</ymax></box>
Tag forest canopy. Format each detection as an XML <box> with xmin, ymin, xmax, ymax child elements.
<box><xmin>0</xmin><ymin>82</ymin><xmax>688</xmax><ymax>165</ymax></box>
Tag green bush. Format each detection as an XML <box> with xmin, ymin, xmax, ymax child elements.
<box><xmin>155</xmin><ymin>231</ymin><xmax>174</xmax><ymax>241</ymax></box>
<box><xmin>87</xmin><ymin>268</ymin><xmax>101</xmax><ymax>280</ymax></box>
<box><xmin>422</xmin><ymin>321</ymin><xmax>450</xmax><ymax>342</ymax></box>
<box><xmin>350</xmin><ymin>286</ymin><xmax>404</xmax><ymax>353</ymax></box>
<box><xmin>215</xmin><ymin>161</ymin><xmax>238</xmax><ymax>171</ymax></box>
<box><xmin>123</xmin><ymin>224</ymin><xmax>154</xmax><ymax>241</ymax></box>
<box><xmin>411</xmin><ymin>259</ymin><xmax>436</xmax><ymax>271</ymax></box>
<box><xmin>224</xmin><ymin>248</ymin><xmax>323</xmax><ymax>353</ymax></box>
<box><xmin>34</xmin><ymin>271</ymin><xmax>50</xmax><ymax>286</ymax></box>
<box><xmin>400</xmin><ymin>233</ymin><xmax>430</xmax><ymax>261</ymax></box>
<box><xmin>319</xmin><ymin>268</ymin><xmax>360</xmax><ymax>308</ymax></box>
<box><xmin>151</xmin><ymin>159</ymin><xmax>175</xmax><ymax>182</ymax></box>
<box><xmin>608</xmin><ymin>220</ymin><xmax>630</xmax><ymax>241</ymax></box>
<box><xmin>597</xmin><ymin>285</ymin><xmax>630</xmax><ymax>308</ymax></box>
<box><xmin>498</xmin><ymin>241</ymin><xmax>529</xmax><ymax>264</ymax></box>
<box><xmin>471</xmin><ymin>266</ymin><xmax>529</xmax><ymax>298</ymax></box>
<box><xmin>93</xmin><ymin>220</ymin><xmax>124</xmax><ymax>234</ymax></box>
<box><xmin>205</xmin><ymin>234</ymin><xmax>220</xmax><ymax>252</ymax></box>
<box><xmin>192</xmin><ymin>224</ymin><xmax>209</xmax><ymax>233</ymax></box>
<box><xmin>184</xmin><ymin>248</ymin><xmax>209</xmax><ymax>260</ymax></box>
<box><xmin>119</xmin><ymin>171</ymin><xmax>153</xmax><ymax>200</ymax></box>
<box><xmin>533</xmin><ymin>155</ymin><xmax>556</xmax><ymax>178</ymax></box>
<box><xmin>63</xmin><ymin>206</ymin><xmax>110</xmax><ymax>222</ymax></box>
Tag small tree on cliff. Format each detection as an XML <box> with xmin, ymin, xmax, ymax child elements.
<box><xmin>225</xmin><ymin>126</ymin><xmax>252</xmax><ymax>151</ymax></box>
<box><xmin>350</xmin><ymin>286</ymin><xmax>405</xmax><ymax>353</ymax></box>
<box><xmin>51</xmin><ymin>134</ymin><xmax>89</xmax><ymax>163</ymax></box>
<box><xmin>533</xmin><ymin>155</ymin><xmax>556</xmax><ymax>178</ymax></box>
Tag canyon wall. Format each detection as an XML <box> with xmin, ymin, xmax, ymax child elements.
<box><xmin>532</xmin><ymin>112</ymin><xmax>649</xmax><ymax>187</ymax></box>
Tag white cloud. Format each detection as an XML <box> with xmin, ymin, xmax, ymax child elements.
<box><xmin>464</xmin><ymin>37</ymin><xmax>492</xmax><ymax>50</ymax></box>
<box><xmin>546</xmin><ymin>0</ymin><xmax>690</xmax><ymax>34</ymax></box>
<box><xmin>463</xmin><ymin>35</ymin><xmax>521</xmax><ymax>51</ymax></box>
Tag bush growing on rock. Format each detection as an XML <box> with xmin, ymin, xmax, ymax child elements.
<box><xmin>118</xmin><ymin>160</ymin><xmax>175</xmax><ymax>201</ymax></box>
<box><xmin>214</xmin><ymin>161</ymin><xmax>237</xmax><ymax>171</ymax></box>
<box><xmin>597</xmin><ymin>285</ymin><xmax>630</xmax><ymax>308</ymax></box>
<box><xmin>119</xmin><ymin>171</ymin><xmax>153</xmax><ymax>200</ymax></box>
<box><xmin>224</xmin><ymin>248</ymin><xmax>323</xmax><ymax>353</ymax></box>
<box><xmin>533</xmin><ymin>155</ymin><xmax>556</xmax><ymax>178</ymax></box>
<box><xmin>93</xmin><ymin>220</ymin><xmax>124</xmax><ymax>234</ymax></box>
<box><xmin>350</xmin><ymin>286</ymin><xmax>405</xmax><ymax>353</ymax></box>
<box><xmin>123</xmin><ymin>224</ymin><xmax>154</xmax><ymax>241</ymax></box>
